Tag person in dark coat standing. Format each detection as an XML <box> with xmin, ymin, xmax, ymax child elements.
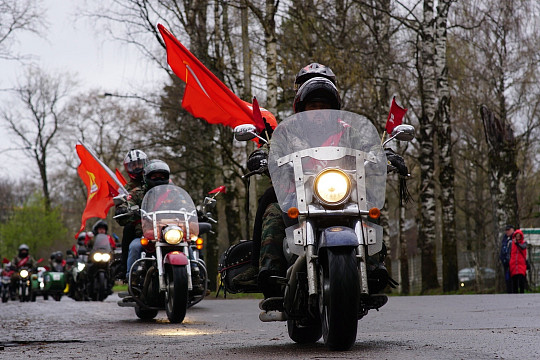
<box><xmin>499</xmin><ymin>225</ymin><xmax>514</xmax><ymax>293</ymax></box>
<box><xmin>508</xmin><ymin>229</ymin><xmax>527</xmax><ymax>293</ymax></box>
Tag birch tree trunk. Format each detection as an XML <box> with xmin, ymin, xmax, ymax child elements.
<box><xmin>435</xmin><ymin>0</ymin><xmax>458</xmax><ymax>292</ymax></box>
<box><xmin>247</xmin><ymin>0</ymin><xmax>279</xmax><ymax>114</ymax></box>
<box><xmin>417</xmin><ymin>0</ymin><xmax>439</xmax><ymax>291</ymax></box>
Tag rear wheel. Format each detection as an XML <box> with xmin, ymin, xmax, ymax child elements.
<box><xmin>188</xmin><ymin>261</ymin><xmax>208</xmax><ymax>308</ymax></box>
<box><xmin>319</xmin><ymin>247</ymin><xmax>359</xmax><ymax>350</ymax></box>
<box><xmin>287</xmin><ymin>318</ymin><xmax>322</xmax><ymax>343</ymax></box>
<box><xmin>135</xmin><ymin>306</ymin><xmax>158</xmax><ymax>320</ymax></box>
<box><xmin>165</xmin><ymin>265</ymin><xmax>188</xmax><ymax>323</ymax></box>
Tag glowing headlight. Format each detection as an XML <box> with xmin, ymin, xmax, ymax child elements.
<box><xmin>93</xmin><ymin>253</ymin><xmax>103</xmax><ymax>262</ymax></box>
<box><xmin>101</xmin><ymin>253</ymin><xmax>111</xmax><ymax>262</ymax></box>
<box><xmin>20</xmin><ymin>269</ymin><xmax>29</xmax><ymax>278</ymax></box>
<box><xmin>164</xmin><ymin>227</ymin><xmax>183</xmax><ymax>245</ymax></box>
<box><xmin>77</xmin><ymin>262</ymin><xmax>86</xmax><ymax>271</ymax></box>
<box><xmin>314</xmin><ymin>168</ymin><xmax>351</xmax><ymax>206</ymax></box>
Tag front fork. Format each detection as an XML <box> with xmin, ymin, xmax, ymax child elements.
<box><xmin>156</xmin><ymin>244</ymin><xmax>192</xmax><ymax>292</ymax></box>
<box><xmin>304</xmin><ymin>218</ymin><xmax>369</xmax><ymax>297</ymax></box>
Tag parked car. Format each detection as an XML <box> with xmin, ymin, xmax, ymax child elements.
<box><xmin>458</xmin><ymin>267</ymin><xmax>496</xmax><ymax>288</ymax></box>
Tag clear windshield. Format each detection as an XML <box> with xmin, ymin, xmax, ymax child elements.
<box><xmin>268</xmin><ymin>110</ymin><xmax>386</xmax><ymax>212</ymax></box>
<box><xmin>141</xmin><ymin>184</ymin><xmax>199</xmax><ymax>241</ymax></box>
<box><xmin>93</xmin><ymin>234</ymin><xmax>112</xmax><ymax>252</ymax></box>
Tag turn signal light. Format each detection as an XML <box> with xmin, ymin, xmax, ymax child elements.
<box><xmin>140</xmin><ymin>237</ymin><xmax>149</xmax><ymax>246</ymax></box>
<box><xmin>369</xmin><ymin>207</ymin><xmax>381</xmax><ymax>219</ymax></box>
<box><xmin>287</xmin><ymin>207</ymin><xmax>299</xmax><ymax>219</ymax></box>
<box><xmin>196</xmin><ymin>237</ymin><xmax>204</xmax><ymax>250</ymax></box>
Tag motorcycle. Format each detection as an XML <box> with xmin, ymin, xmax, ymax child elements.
<box><xmin>231</xmin><ymin>110</ymin><xmax>414</xmax><ymax>350</ymax></box>
<box><xmin>1</xmin><ymin>259</ymin><xmax>16</xmax><ymax>303</ymax></box>
<box><xmin>117</xmin><ymin>184</ymin><xmax>206</xmax><ymax>323</ymax></box>
<box><xmin>65</xmin><ymin>247</ymin><xmax>90</xmax><ymax>301</ymax></box>
<box><xmin>86</xmin><ymin>234</ymin><xmax>113</xmax><ymax>301</ymax></box>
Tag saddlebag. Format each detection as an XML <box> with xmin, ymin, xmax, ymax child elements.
<box><xmin>217</xmin><ymin>240</ymin><xmax>259</xmax><ymax>296</ymax></box>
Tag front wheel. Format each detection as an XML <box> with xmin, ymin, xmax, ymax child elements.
<box><xmin>20</xmin><ymin>282</ymin><xmax>29</xmax><ymax>302</ymax></box>
<box><xmin>165</xmin><ymin>265</ymin><xmax>188</xmax><ymax>323</ymax></box>
<box><xmin>97</xmin><ymin>272</ymin><xmax>107</xmax><ymax>301</ymax></box>
<box><xmin>319</xmin><ymin>247</ymin><xmax>359</xmax><ymax>351</ymax></box>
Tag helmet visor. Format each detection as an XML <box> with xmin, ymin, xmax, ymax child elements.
<box><xmin>125</xmin><ymin>159</ymin><xmax>146</xmax><ymax>174</ymax></box>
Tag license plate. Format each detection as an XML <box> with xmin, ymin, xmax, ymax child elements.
<box><xmin>53</xmin><ymin>274</ymin><xmax>61</xmax><ymax>281</ymax></box>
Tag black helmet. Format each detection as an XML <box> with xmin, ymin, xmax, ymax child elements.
<box><xmin>293</xmin><ymin>77</ymin><xmax>341</xmax><ymax>113</ymax></box>
<box><xmin>294</xmin><ymin>63</ymin><xmax>336</xmax><ymax>92</ymax></box>
<box><xmin>77</xmin><ymin>232</ymin><xmax>87</xmax><ymax>246</ymax></box>
<box><xmin>144</xmin><ymin>159</ymin><xmax>170</xmax><ymax>189</ymax></box>
<box><xmin>92</xmin><ymin>220</ymin><xmax>108</xmax><ymax>234</ymax></box>
<box><xmin>123</xmin><ymin>149</ymin><xmax>148</xmax><ymax>180</ymax></box>
<box><xmin>54</xmin><ymin>251</ymin><xmax>63</xmax><ymax>262</ymax></box>
<box><xmin>247</xmin><ymin>148</ymin><xmax>269</xmax><ymax>175</ymax></box>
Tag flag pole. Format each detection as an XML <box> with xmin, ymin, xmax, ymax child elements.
<box><xmin>78</xmin><ymin>141</ymin><xmax>128</xmax><ymax>196</ymax></box>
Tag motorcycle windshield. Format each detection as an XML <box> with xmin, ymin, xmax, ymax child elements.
<box><xmin>268</xmin><ymin>110</ymin><xmax>387</xmax><ymax>212</ymax></box>
<box><xmin>93</xmin><ymin>234</ymin><xmax>111</xmax><ymax>252</ymax></box>
<box><xmin>141</xmin><ymin>184</ymin><xmax>199</xmax><ymax>241</ymax></box>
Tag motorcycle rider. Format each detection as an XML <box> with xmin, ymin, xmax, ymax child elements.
<box><xmin>87</xmin><ymin>220</ymin><xmax>117</xmax><ymax>250</ymax></box>
<box><xmin>233</xmin><ymin>62</ymin><xmax>393</xmax><ymax>298</ymax></box>
<box><xmin>232</xmin><ymin>63</ymin><xmax>340</xmax><ymax>293</ymax></box>
<box><xmin>11</xmin><ymin>244</ymin><xmax>37</xmax><ymax>294</ymax></box>
<box><xmin>115</xmin><ymin>149</ymin><xmax>148</xmax><ymax>278</ymax></box>
<box><xmin>115</xmin><ymin>159</ymin><xmax>171</xmax><ymax>280</ymax></box>
<box><xmin>49</xmin><ymin>251</ymin><xmax>66</xmax><ymax>272</ymax></box>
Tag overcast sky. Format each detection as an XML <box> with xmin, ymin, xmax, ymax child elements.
<box><xmin>0</xmin><ymin>0</ymin><xmax>166</xmax><ymax>181</ymax></box>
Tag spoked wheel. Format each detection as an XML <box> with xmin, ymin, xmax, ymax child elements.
<box><xmin>97</xmin><ymin>272</ymin><xmax>107</xmax><ymax>301</ymax></box>
<box><xmin>188</xmin><ymin>261</ymin><xmax>208</xmax><ymax>308</ymax></box>
<box><xmin>135</xmin><ymin>306</ymin><xmax>158</xmax><ymax>320</ymax></box>
<box><xmin>318</xmin><ymin>247</ymin><xmax>359</xmax><ymax>351</ymax></box>
<box><xmin>165</xmin><ymin>265</ymin><xmax>188</xmax><ymax>323</ymax></box>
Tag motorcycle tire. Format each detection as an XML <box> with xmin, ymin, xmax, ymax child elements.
<box><xmin>43</xmin><ymin>294</ymin><xmax>49</xmax><ymax>301</ymax></box>
<box><xmin>97</xmin><ymin>272</ymin><xmax>107</xmax><ymax>301</ymax></box>
<box><xmin>31</xmin><ymin>293</ymin><xmax>36</xmax><ymax>302</ymax></box>
<box><xmin>318</xmin><ymin>247</ymin><xmax>359</xmax><ymax>351</ymax></box>
<box><xmin>135</xmin><ymin>306</ymin><xmax>158</xmax><ymax>320</ymax></box>
<box><xmin>287</xmin><ymin>318</ymin><xmax>322</xmax><ymax>344</ymax></box>
<box><xmin>2</xmin><ymin>291</ymin><xmax>7</xmax><ymax>303</ymax></box>
<box><xmin>165</xmin><ymin>265</ymin><xmax>188</xmax><ymax>324</ymax></box>
<box><xmin>53</xmin><ymin>294</ymin><xmax>62</xmax><ymax>301</ymax></box>
<box><xmin>20</xmin><ymin>283</ymin><xmax>28</xmax><ymax>302</ymax></box>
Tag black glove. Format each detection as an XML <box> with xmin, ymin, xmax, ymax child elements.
<box><xmin>385</xmin><ymin>148</ymin><xmax>409</xmax><ymax>177</ymax></box>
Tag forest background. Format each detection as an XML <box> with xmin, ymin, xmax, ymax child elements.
<box><xmin>1</xmin><ymin>0</ymin><xmax>539</xmax><ymax>294</ymax></box>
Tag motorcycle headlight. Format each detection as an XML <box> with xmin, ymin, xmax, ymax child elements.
<box><xmin>20</xmin><ymin>269</ymin><xmax>29</xmax><ymax>278</ymax></box>
<box><xmin>313</xmin><ymin>168</ymin><xmax>351</xmax><ymax>206</ymax></box>
<box><xmin>164</xmin><ymin>226</ymin><xmax>183</xmax><ymax>245</ymax></box>
<box><xmin>93</xmin><ymin>253</ymin><xmax>103</xmax><ymax>262</ymax></box>
<box><xmin>77</xmin><ymin>262</ymin><xmax>86</xmax><ymax>271</ymax></box>
<box><xmin>101</xmin><ymin>253</ymin><xmax>111</xmax><ymax>262</ymax></box>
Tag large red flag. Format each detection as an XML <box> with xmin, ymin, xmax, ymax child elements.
<box><xmin>76</xmin><ymin>143</ymin><xmax>127</xmax><ymax>238</ymax></box>
<box><xmin>385</xmin><ymin>97</ymin><xmax>408</xmax><ymax>134</ymax></box>
<box><xmin>157</xmin><ymin>24</ymin><xmax>277</xmax><ymax>131</ymax></box>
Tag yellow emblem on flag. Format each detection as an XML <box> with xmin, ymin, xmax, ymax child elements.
<box><xmin>87</xmin><ymin>171</ymin><xmax>98</xmax><ymax>199</ymax></box>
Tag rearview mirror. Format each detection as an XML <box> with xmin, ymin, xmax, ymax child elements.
<box><xmin>233</xmin><ymin>124</ymin><xmax>258</xmax><ymax>141</ymax></box>
<box><xmin>391</xmin><ymin>124</ymin><xmax>415</xmax><ymax>142</ymax></box>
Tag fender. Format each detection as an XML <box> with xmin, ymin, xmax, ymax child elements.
<box><xmin>163</xmin><ymin>251</ymin><xmax>189</xmax><ymax>266</ymax></box>
<box><xmin>318</xmin><ymin>226</ymin><xmax>359</xmax><ymax>248</ymax></box>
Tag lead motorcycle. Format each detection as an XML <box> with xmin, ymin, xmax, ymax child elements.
<box><xmin>232</xmin><ymin>110</ymin><xmax>414</xmax><ymax>350</ymax></box>
<box><xmin>118</xmin><ymin>184</ymin><xmax>215</xmax><ymax>323</ymax></box>
<box><xmin>86</xmin><ymin>234</ymin><xmax>114</xmax><ymax>301</ymax></box>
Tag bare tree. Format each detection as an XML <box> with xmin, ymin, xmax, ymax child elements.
<box><xmin>0</xmin><ymin>0</ymin><xmax>43</xmax><ymax>60</ymax></box>
<box><xmin>1</xmin><ymin>66</ymin><xmax>76</xmax><ymax>211</ymax></box>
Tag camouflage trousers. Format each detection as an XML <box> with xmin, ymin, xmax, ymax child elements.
<box><xmin>259</xmin><ymin>202</ymin><xmax>287</xmax><ymax>275</ymax></box>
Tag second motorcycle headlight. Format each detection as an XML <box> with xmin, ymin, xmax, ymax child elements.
<box><xmin>20</xmin><ymin>269</ymin><xmax>29</xmax><ymax>278</ymax></box>
<box><xmin>314</xmin><ymin>168</ymin><xmax>351</xmax><ymax>206</ymax></box>
<box><xmin>164</xmin><ymin>226</ymin><xmax>184</xmax><ymax>245</ymax></box>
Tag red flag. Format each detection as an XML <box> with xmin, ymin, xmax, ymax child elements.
<box><xmin>385</xmin><ymin>97</ymin><xmax>408</xmax><ymax>134</ymax></box>
<box><xmin>75</xmin><ymin>143</ymin><xmax>127</xmax><ymax>238</ymax></box>
<box><xmin>208</xmin><ymin>185</ymin><xmax>227</xmax><ymax>194</ymax></box>
<box><xmin>157</xmin><ymin>24</ymin><xmax>277</xmax><ymax>131</ymax></box>
<box><xmin>115</xmin><ymin>168</ymin><xmax>127</xmax><ymax>186</ymax></box>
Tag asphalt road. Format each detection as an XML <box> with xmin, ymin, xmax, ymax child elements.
<box><xmin>1</xmin><ymin>292</ymin><xmax>539</xmax><ymax>359</ymax></box>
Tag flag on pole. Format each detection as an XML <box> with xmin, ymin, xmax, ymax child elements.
<box><xmin>385</xmin><ymin>97</ymin><xmax>408</xmax><ymax>134</ymax></box>
<box><xmin>157</xmin><ymin>24</ymin><xmax>277</xmax><ymax>132</ymax></box>
<box><xmin>75</xmin><ymin>142</ymin><xmax>128</xmax><ymax>238</ymax></box>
